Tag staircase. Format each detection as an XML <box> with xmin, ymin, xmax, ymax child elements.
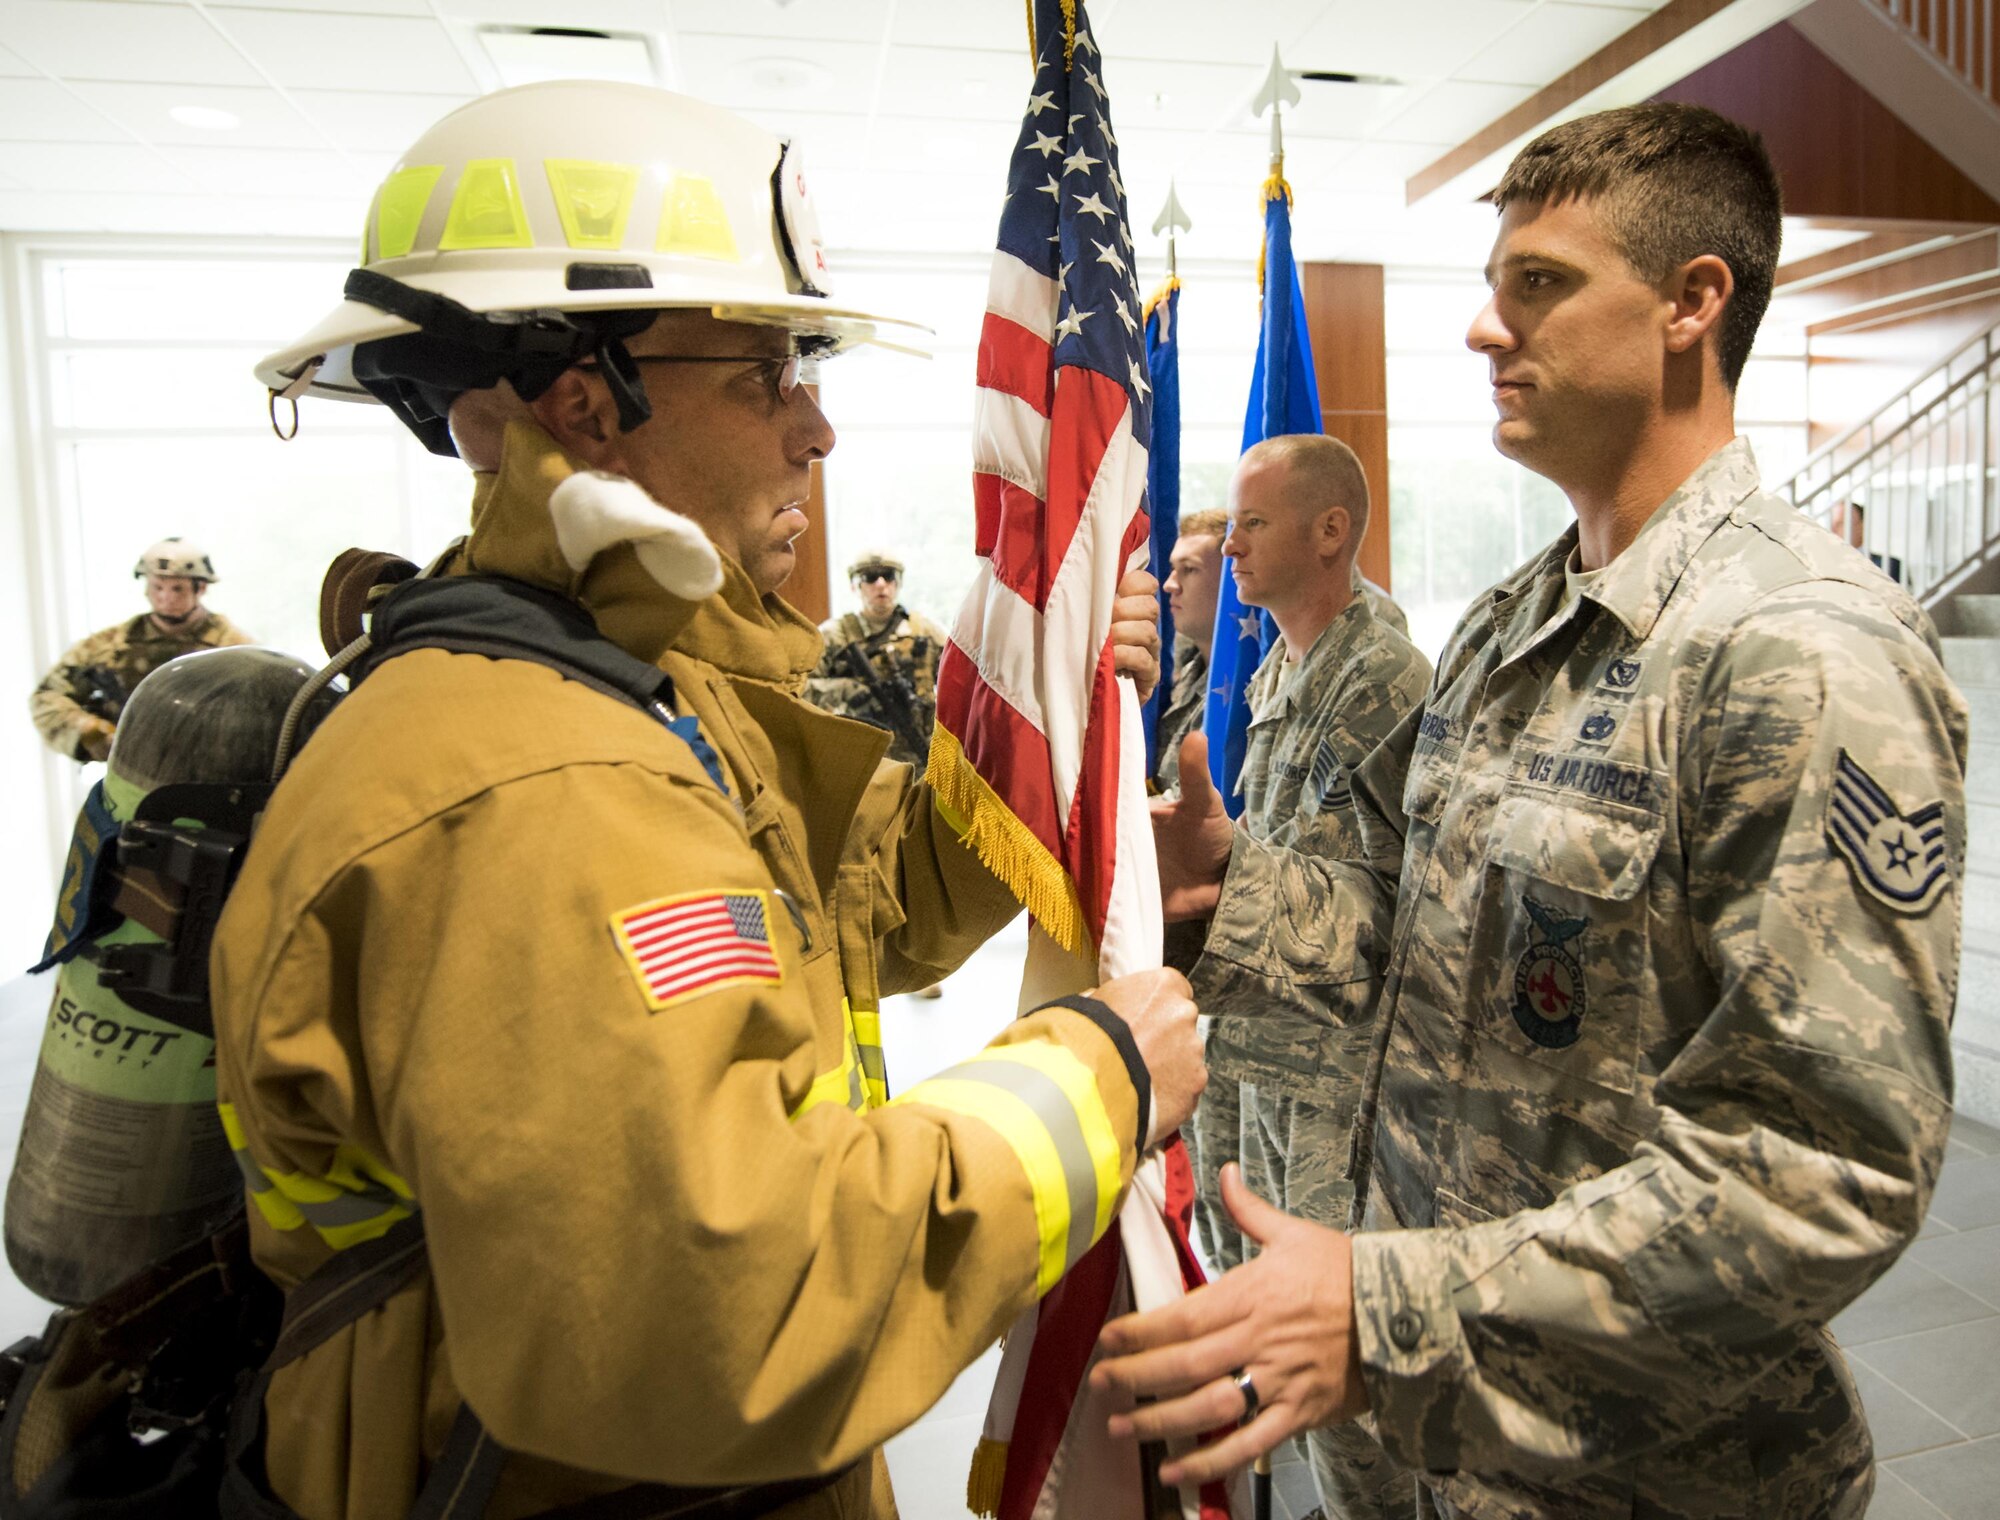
<box><xmin>1781</xmin><ymin>319</ymin><xmax>2000</xmax><ymax>1125</ymax></box>
<box><xmin>1941</xmin><ymin>595</ymin><xmax>2000</xmax><ymax>1122</ymax></box>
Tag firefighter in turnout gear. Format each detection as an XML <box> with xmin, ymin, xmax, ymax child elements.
<box><xmin>29</xmin><ymin>538</ymin><xmax>252</xmax><ymax>762</ymax></box>
<box><xmin>805</xmin><ymin>551</ymin><xmax>947</xmax><ymax>768</ymax></box>
<box><xmin>213</xmin><ymin>81</ymin><xmax>1199</xmax><ymax>1520</ymax></box>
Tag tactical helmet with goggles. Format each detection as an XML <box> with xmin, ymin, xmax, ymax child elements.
<box><xmin>256</xmin><ymin>81</ymin><xmax>930</xmax><ymax>457</ymax></box>
<box><xmin>848</xmin><ymin>552</ymin><xmax>904</xmax><ymax>582</ymax></box>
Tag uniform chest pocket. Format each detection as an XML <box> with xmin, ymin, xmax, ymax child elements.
<box><xmin>1472</xmin><ymin>785</ymin><xmax>1668</xmax><ymax>1096</ymax></box>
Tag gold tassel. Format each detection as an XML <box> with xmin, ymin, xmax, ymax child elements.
<box><xmin>926</xmin><ymin>726</ymin><xmax>1091</xmax><ymax>956</ymax></box>
<box><xmin>1254</xmin><ymin>168</ymin><xmax>1293</xmax><ymax>295</ymax></box>
<box><xmin>1061</xmin><ymin>0</ymin><xmax>1079</xmax><ymax>65</ymax></box>
<box><xmin>1141</xmin><ymin>274</ymin><xmax>1181</xmax><ymax>327</ymax></box>
<box><xmin>966</xmin><ymin>1437</ymin><xmax>1009</xmax><ymax>1518</ymax></box>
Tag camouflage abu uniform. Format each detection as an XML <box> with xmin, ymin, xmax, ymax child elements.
<box><xmin>805</xmin><ymin>606</ymin><xmax>947</xmax><ymax>767</ymax></box>
<box><xmin>1320</xmin><ymin>440</ymin><xmax>1965</xmax><ymax>1517</ymax></box>
<box><xmin>1153</xmin><ymin>636</ymin><xmax>1208</xmax><ymax>796</ymax></box>
<box><xmin>1187</xmin><ymin>594</ymin><xmax>1430</xmax><ymax>1517</ymax></box>
<box><xmin>30</xmin><ymin>611</ymin><xmax>253</xmax><ymax>761</ymax></box>
<box><xmin>1358</xmin><ymin>574</ymin><xmax>1409</xmax><ymax>637</ymax></box>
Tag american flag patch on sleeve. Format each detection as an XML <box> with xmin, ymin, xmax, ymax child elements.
<box><xmin>611</xmin><ymin>890</ymin><xmax>784</xmax><ymax>1010</ymax></box>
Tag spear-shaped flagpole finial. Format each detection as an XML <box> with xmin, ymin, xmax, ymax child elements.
<box><xmin>1250</xmin><ymin>43</ymin><xmax>1301</xmax><ymax>169</ymax></box>
<box><xmin>1151</xmin><ymin>180</ymin><xmax>1192</xmax><ymax>279</ymax></box>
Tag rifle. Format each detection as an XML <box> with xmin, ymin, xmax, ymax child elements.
<box><xmin>836</xmin><ymin>640</ymin><xmax>931</xmax><ymax>761</ymax></box>
<box><xmin>75</xmin><ymin>663</ymin><xmax>132</xmax><ymax>725</ymax></box>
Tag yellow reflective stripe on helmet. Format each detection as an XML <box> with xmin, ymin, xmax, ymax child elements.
<box><xmin>374</xmin><ymin>164</ymin><xmax>444</xmax><ymax>263</ymax></box>
<box><xmin>658</xmin><ymin>172</ymin><xmax>739</xmax><ymax>262</ymax></box>
<box><xmin>440</xmin><ymin>158</ymin><xmax>533</xmax><ymax>251</ymax></box>
<box><xmin>216</xmin><ymin>1102</ymin><xmax>415</xmax><ymax>1248</ymax></box>
<box><xmin>851</xmin><ymin>1003</ymin><xmax>888</xmax><ymax>1109</ymax></box>
<box><xmin>968</xmin><ymin>1042</ymin><xmax>1123</xmax><ymax>1242</ymax></box>
<box><xmin>546</xmin><ymin>159</ymin><xmax>639</xmax><ymax>250</ymax></box>
<box><xmin>219</xmin><ymin>1100</ymin><xmax>304</xmax><ymax>1232</ymax></box>
<box><xmin>892</xmin><ymin>1044</ymin><xmax>1119</xmax><ymax>1295</ymax></box>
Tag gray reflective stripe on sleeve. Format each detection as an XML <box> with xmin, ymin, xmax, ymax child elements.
<box><xmin>858</xmin><ymin>1043</ymin><xmax>887</xmax><ymax>1084</ymax></box>
<box><xmin>291</xmin><ymin>1184</ymin><xmax>409</xmax><ymax>1231</ymax></box>
<box><xmin>230</xmin><ymin>1146</ymin><xmax>276</xmax><ymax>1198</ymax></box>
<box><xmin>933</xmin><ymin>1057</ymin><xmax>1099</xmax><ymax>1273</ymax></box>
<box><xmin>846</xmin><ymin>1052</ymin><xmax>865</xmax><ymax>1111</ymax></box>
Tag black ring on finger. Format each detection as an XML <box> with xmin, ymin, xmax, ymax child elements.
<box><xmin>1231</xmin><ymin>1367</ymin><xmax>1261</xmax><ymax>1423</ymax></box>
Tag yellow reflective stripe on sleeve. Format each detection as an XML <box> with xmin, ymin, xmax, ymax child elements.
<box><xmin>545</xmin><ymin>159</ymin><xmax>639</xmax><ymax>249</ymax></box>
<box><xmin>969</xmin><ymin>1042</ymin><xmax>1123</xmax><ymax>1241</ymax></box>
<box><xmin>789</xmin><ymin>1018</ymin><xmax>867</xmax><ymax>1120</ymax></box>
<box><xmin>216</xmin><ymin>1103</ymin><xmax>415</xmax><ymax>1247</ymax></box>
<box><xmin>850</xmin><ymin>1003</ymin><xmax>888</xmax><ymax>1109</ymax></box>
<box><xmin>894</xmin><ymin>1074</ymin><xmax>1073</xmax><ymax>1295</ymax></box>
<box><xmin>440</xmin><ymin>158</ymin><xmax>534</xmax><ymax>251</ymax></box>
<box><xmin>219</xmin><ymin>1100</ymin><xmax>304</xmax><ymax>1231</ymax></box>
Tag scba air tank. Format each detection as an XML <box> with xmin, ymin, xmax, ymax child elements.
<box><xmin>7</xmin><ymin>646</ymin><xmax>338</xmax><ymax>1306</ymax></box>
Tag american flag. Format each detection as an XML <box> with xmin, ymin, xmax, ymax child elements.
<box><xmin>942</xmin><ymin>6</ymin><xmax>1233</xmax><ymax>1518</ymax></box>
<box><xmin>930</xmin><ymin>0</ymin><xmax>1154</xmax><ymax>961</ymax></box>
<box><xmin>611</xmin><ymin>892</ymin><xmax>781</xmax><ymax>1009</ymax></box>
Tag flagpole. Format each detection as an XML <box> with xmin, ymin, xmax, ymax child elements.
<box><xmin>1252</xmin><ymin>1452</ymin><xmax>1272</xmax><ymax>1520</ymax></box>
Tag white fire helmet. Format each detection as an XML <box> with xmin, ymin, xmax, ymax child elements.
<box><xmin>133</xmin><ymin>538</ymin><xmax>217</xmax><ymax>584</ymax></box>
<box><xmin>255</xmin><ymin>81</ymin><xmax>929</xmax><ymax>454</ymax></box>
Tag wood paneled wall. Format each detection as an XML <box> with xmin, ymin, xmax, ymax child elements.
<box><xmin>1301</xmin><ymin>263</ymin><xmax>1395</xmax><ymax>591</ymax></box>
<box><xmin>1655</xmin><ymin>23</ymin><xmax>2000</xmax><ymax>222</ymax></box>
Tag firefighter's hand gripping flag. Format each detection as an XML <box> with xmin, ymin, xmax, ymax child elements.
<box><xmin>928</xmin><ymin>3</ymin><xmax>1238</xmax><ymax>1516</ymax></box>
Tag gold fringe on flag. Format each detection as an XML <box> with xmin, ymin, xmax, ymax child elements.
<box><xmin>927</xmin><ymin>724</ymin><xmax>1090</xmax><ymax>956</ymax></box>
<box><xmin>1141</xmin><ymin>274</ymin><xmax>1181</xmax><ymax>327</ymax></box>
<box><xmin>1254</xmin><ymin>169</ymin><xmax>1294</xmax><ymax>294</ymax></box>
<box><xmin>966</xmin><ymin>1436</ymin><xmax>1009</xmax><ymax>1518</ymax></box>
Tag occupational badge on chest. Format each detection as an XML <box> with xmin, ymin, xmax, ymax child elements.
<box><xmin>1511</xmin><ymin>894</ymin><xmax>1589</xmax><ymax>1048</ymax></box>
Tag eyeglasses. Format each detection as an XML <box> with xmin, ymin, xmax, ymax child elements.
<box><xmin>595</xmin><ymin>352</ymin><xmax>806</xmax><ymax>407</ymax></box>
<box><xmin>854</xmin><ymin>569</ymin><xmax>898</xmax><ymax>584</ymax></box>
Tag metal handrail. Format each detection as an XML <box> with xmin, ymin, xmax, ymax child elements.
<box><xmin>1778</xmin><ymin>317</ymin><xmax>1999</xmax><ymax>607</ymax></box>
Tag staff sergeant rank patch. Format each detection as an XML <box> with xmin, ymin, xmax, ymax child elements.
<box><xmin>1826</xmin><ymin>750</ymin><xmax>1951</xmax><ymax>915</ymax></box>
<box><xmin>612</xmin><ymin>890</ymin><xmax>784</xmax><ymax>1011</ymax></box>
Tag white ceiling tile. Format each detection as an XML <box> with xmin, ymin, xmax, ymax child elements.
<box><xmin>4</xmin><ymin>1</ymin><xmax>262</xmax><ymax>86</ymax></box>
<box><xmin>209</xmin><ymin>10</ymin><xmax>480</xmax><ymax>93</ymax></box>
<box><xmin>673</xmin><ymin>34</ymin><xmax>880</xmax><ymax>115</ymax></box>
<box><xmin>0</xmin><ymin>141</ymin><xmax>196</xmax><ymax>193</ymax></box>
<box><xmin>0</xmin><ymin>190</ymin><xmax>108</xmax><ymax>231</ymax></box>
<box><xmin>1455</xmin><ymin>2</ymin><xmax>1642</xmax><ymax>86</ymax></box>
<box><xmin>892</xmin><ymin>0</ymin><xmax>1035</xmax><ymax>52</ymax></box>
<box><xmin>440</xmin><ymin>0</ymin><xmax>667</xmax><ymax>26</ymax></box>
<box><xmin>213</xmin><ymin>0</ymin><xmax>427</xmax><ymax>11</ymax></box>
<box><xmin>1375</xmin><ymin>79</ymin><xmax>1535</xmax><ymax>145</ymax></box>
<box><xmin>1091</xmin><ymin>0</ymin><xmax>1333</xmax><ymax>68</ymax></box>
<box><xmin>678</xmin><ymin>0</ymin><xmax>894</xmax><ymax>44</ymax></box>
<box><xmin>0</xmin><ymin>80</ymin><xmax>127</xmax><ymax>141</ymax></box>
<box><xmin>1292</xmin><ymin>0</ymin><xmax>1537</xmax><ymax>82</ymax></box>
<box><xmin>0</xmin><ymin>46</ymin><xmax>36</xmax><ymax>78</ymax></box>
<box><xmin>1316</xmin><ymin>137</ymin><xmax>1445</xmax><ymax>192</ymax></box>
<box><xmin>881</xmin><ymin>44</ymin><xmax>1042</xmax><ymax>123</ymax></box>
<box><xmin>156</xmin><ymin>144</ymin><xmax>371</xmax><ymax>197</ymax></box>
<box><xmin>1101</xmin><ymin>55</ymin><xmax>1264</xmax><ymax>133</ymax></box>
<box><xmin>66</xmin><ymin>81</ymin><xmax>323</xmax><ymax>148</ymax></box>
<box><xmin>288</xmin><ymin>89</ymin><xmax>477</xmax><ymax>153</ymax></box>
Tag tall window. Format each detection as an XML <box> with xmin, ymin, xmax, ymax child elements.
<box><xmin>815</xmin><ymin>256</ymin><xmax>1260</xmax><ymax>631</ymax></box>
<box><xmin>9</xmin><ymin>244</ymin><xmax>469</xmax><ymax>959</ymax></box>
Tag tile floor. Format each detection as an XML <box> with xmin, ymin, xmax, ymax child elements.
<box><xmin>1</xmin><ymin>929</ymin><xmax>1995</xmax><ymax>1517</ymax></box>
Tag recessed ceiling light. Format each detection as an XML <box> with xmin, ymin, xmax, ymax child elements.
<box><xmin>169</xmin><ymin>105</ymin><xmax>241</xmax><ymax>131</ymax></box>
<box><xmin>735</xmin><ymin>56</ymin><xmax>831</xmax><ymax>95</ymax></box>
